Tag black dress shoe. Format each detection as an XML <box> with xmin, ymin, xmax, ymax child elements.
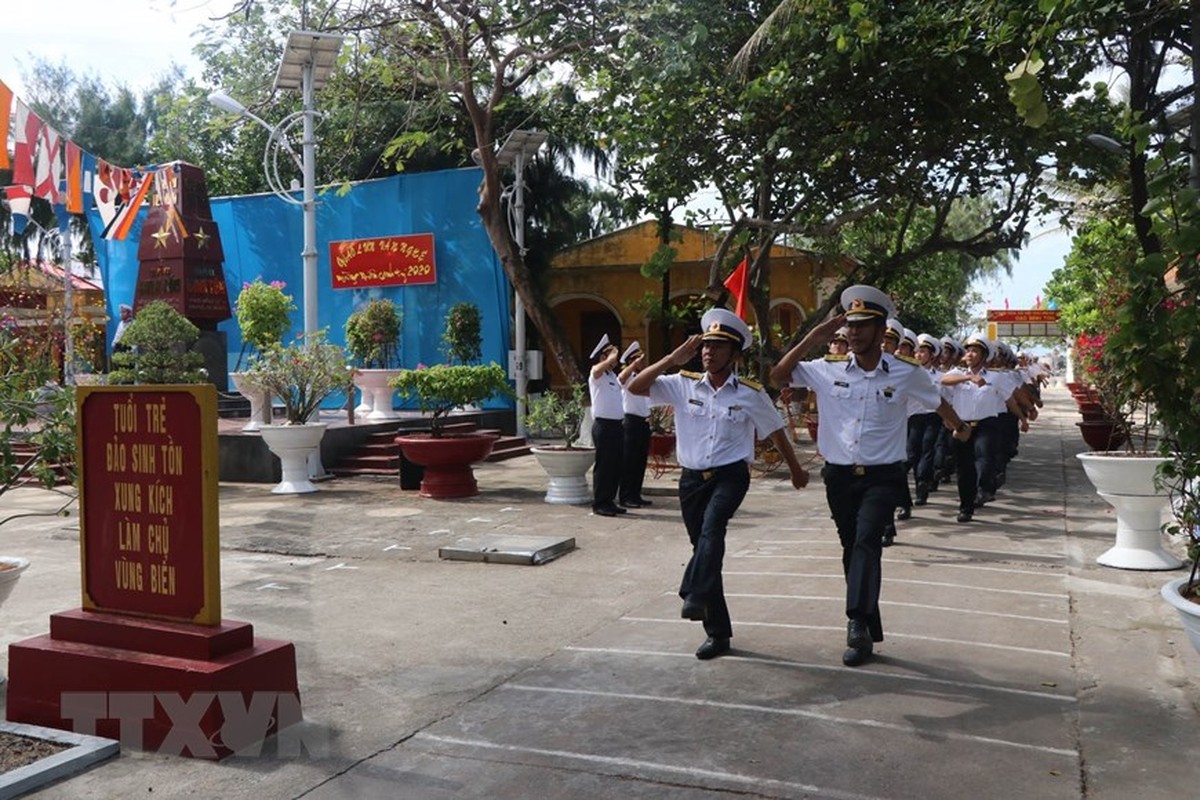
<box><xmin>914</xmin><ymin>483</ymin><xmax>929</xmax><ymax>505</ymax></box>
<box><xmin>881</xmin><ymin>523</ymin><xmax>895</xmax><ymax>548</ymax></box>
<box><xmin>593</xmin><ymin>506</ymin><xmax>618</xmax><ymax>517</ymax></box>
<box><xmin>957</xmin><ymin>509</ymin><xmax>973</xmax><ymax>523</ymax></box>
<box><xmin>681</xmin><ymin>598</ymin><xmax>707</xmax><ymax>620</ymax></box>
<box><xmin>896</xmin><ymin>507</ymin><xmax>911</xmax><ymax>521</ymax></box>
<box><xmin>695</xmin><ymin>636</ymin><xmax>730</xmax><ymax>660</ymax></box>
<box><xmin>635</xmin><ymin>497</ymin><xmax>653</xmax><ymax>506</ymax></box>
<box><xmin>618</xmin><ymin>499</ymin><xmax>645</xmax><ymax>509</ymax></box>
<box><xmin>847</xmin><ymin>619</ymin><xmax>871</xmax><ymax>649</ymax></box>
<box><xmin>842</xmin><ymin>641</ymin><xmax>873</xmax><ymax>666</ymax></box>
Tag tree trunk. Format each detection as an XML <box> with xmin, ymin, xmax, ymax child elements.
<box><xmin>476</xmin><ymin>186</ymin><xmax>585</xmax><ymax>386</ymax></box>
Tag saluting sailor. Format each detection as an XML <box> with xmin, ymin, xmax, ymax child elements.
<box><xmin>588</xmin><ymin>334</ymin><xmax>626</xmax><ymax>517</ymax></box>
<box><xmin>629</xmin><ymin>308</ymin><xmax>808</xmax><ymax>661</ymax></box>
<box><xmin>618</xmin><ymin>341</ymin><xmax>654</xmax><ymax>509</ymax></box>
<box><xmin>770</xmin><ymin>285</ymin><xmax>970</xmax><ymax>667</ymax></box>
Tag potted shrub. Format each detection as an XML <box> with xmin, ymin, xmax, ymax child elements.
<box><xmin>389</xmin><ymin>362</ymin><xmax>511</xmax><ymax>498</ymax></box>
<box><xmin>525</xmin><ymin>384</ymin><xmax>595</xmax><ymax>504</ymax></box>
<box><xmin>245</xmin><ymin>331</ymin><xmax>349</xmax><ymax>494</ymax></box>
<box><xmin>647</xmin><ymin>404</ymin><xmax>676</xmax><ymax>459</ymax></box>
<box><xmin>107</xmin><ymin>301</ymin><xmax>208</xmax><ymax>385</ymax></box>
<box><xmin>442</xmin><ymin>302</ymin><xmax>483</xmax><ymax>364</ymax></box>
<box><xmin>345</xmin><ymin>298</ymin><xmax>404</xmax><ymax>420</ymax></box>
<box><xmin>232</xmin><ymin>279</ymin><xmax>296</xmax><ymax>429</ymax></box>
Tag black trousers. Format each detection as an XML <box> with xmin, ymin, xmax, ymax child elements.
<box><xmin>619</xmin><ymin>413</ymin><xmax>651</xmax><ymax>504</ymax></box>
<box><xmin>678</xmin><ymin>462</ymin><xmax>751</xmax><ymax>640</ymax></box>
<box><xmin>909</xmin><ymin>412</ymin><xmax>940</xmax><ymax>488</ymax></box>
<box><xmin>592</xmin><ymin>417</ymin><xmax>624</xmax><ymax>510</ymax></box>
<box><xmin>822</xmin><ymin>462</ymin><xmax>905</xmax><ymax>632</ymax></box>
<box><xmin>954</xmin><ymin>416</ymin><xmax>1000</xmax><ymax>511</ymax></box>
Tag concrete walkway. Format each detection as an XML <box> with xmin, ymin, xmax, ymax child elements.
<box><xmin>1</xmin><ymin>385</ymin><xmax>1196</xmax><ymax>798</ymax></box>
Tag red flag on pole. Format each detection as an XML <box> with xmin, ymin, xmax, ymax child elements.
<box><xmin>723</xmin><ymin>257</ymin><xmax>750</xmax><ymax>321</ymax></box>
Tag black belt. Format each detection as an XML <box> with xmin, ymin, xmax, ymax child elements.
<box><xmin>681</xmin><ymin>462</ymin><xmax>746</xmax><ymax>481</ymax></box>
<box><xmin>825</xmin><ymin>461</ymin><xmax>903</xmax><ymax>477</ymax></box>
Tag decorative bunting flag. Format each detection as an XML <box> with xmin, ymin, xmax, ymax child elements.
<box><xmin>11</xmin><ymin>99</ymin><xmax>40</xmax><ymax>188</ymax></box>
<box><xmin>93</xmin><ymin>157</ymin><xmax>120</xmax><ymax>231</ymax></box>
<box><xmin>4</xmin><ymin>185</ymin><xmax>31</xmax><ymax>235</ymax></box>
<box><xmin>34</xmin><ymin>123</ymin><xmax>63</xmax><ymax>204</ymax></box>
<box><xmin>64</xmin><ymin>141</ymin><xmax>84</xmax><ymax>213</ymax></box>
<box><xmin>722</xmin><ymin>256</ymin><xmax>751</xmax><ymax>321</ymax></box>
<box><xmin>0</xmin><ymin>80</ymin><xmax>12</xmax><ymax>170</ymax></box>
<box><xmin>104</xmin><ymin>170</ymin><xmax>154</xmax><ymax>241</ymax></box>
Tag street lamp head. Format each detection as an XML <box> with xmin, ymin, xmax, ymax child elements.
<box><xmin>208</xmin><ymin>90</ymin><xmax>248</xmax><ymax>117</ymax></box>
<box><xmin>1086</xmin><ymin>133</ymin><xmax>1126</xmax><ymax>155</ymax></box>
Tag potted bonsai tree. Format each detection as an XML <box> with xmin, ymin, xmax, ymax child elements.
<box><xmin>232</xmin><ymin>279</ymin><xmax>296</xmax><ymax>429</ymax></box>
<box><xmin>525</xmin><ymin>384</ymin><xmax>594</xmax><ymax>504</ymax></box>
<box><xmin>108</xmin><ymin>301</ymin><xmax>208</xmax><ymax>385</ymax></box>
<box><xmin>442</xmin><ymin>301</ymin><xmax>482</xmax><ymax>364</ymax></box>
<box><xmin>345</xmin><ymin>297</ymin><xmax>403</xmax><ymax>420</ymax></box>
<box><xmin>245</xmin><ymin>331</ymin><xmax>349</xmax><ymax>494</ymax></box>
<box><xmin>389</xmin><ymin>362</ymin><xmax>511</xmax><ymax>498</ymax></box>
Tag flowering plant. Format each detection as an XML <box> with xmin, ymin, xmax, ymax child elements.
<box><xmin>389</xmin><ymin>362</ymin><xmax>511</xmax><ymax>437</ymax></box>
<box><xmin>245</xmin><ymin>331</ymin><xmax>349</xmax><ymax>424</ymax></box>
<box><xmin>345</xmin><ymin>298</ymin><xmax>402</xmax><ymax>368</ymax></box>
<box><xmin>442</xmin><ymin>302</ymin><xmax>482</xmax><ymax>364</ymax></box>
<box><xmin>525</xmin><ymin>384</ymin><xmax>588</xmax><ymax>448</ymax></box>
<box><xmin>235</xmin><ymin>279</ymin><xmax>295</xmax><ymax>368</ymax></box>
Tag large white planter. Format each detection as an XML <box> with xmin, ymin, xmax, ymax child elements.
<box><xmin>0</xmin><ymin>556</ymin><xmax>29</xmax><ymax>684</ymax></box>
<box><xmin>1161</xmin><ymin>576</ymin><xmax>1200</xmax><ymax>653</ymax></box>
<box><xmin>230</xmin><ymin>371</ymin><xmax>271</xmax><ymax>431</ymax></box>
<box><xmin>531</xmin><ymin>446</ymin><xmax>596</xmax><ymax>504</ymax></box>
<box><xmin>260</xmin><ymin>423</ymin><xmax>328</xmax><ymax>494</ymax></box>
<box><xmin>354</xmin><ymin>369</ymin><xmax>402</xmax><ymax>421</ymax></box>
<box><xmin>1077</xmin><ymin>452</ymin><xmax>1182</xmax><ymax>570</ymax></box>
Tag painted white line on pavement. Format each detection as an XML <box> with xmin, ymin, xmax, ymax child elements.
<box><xmin>499</xmin><ymin>685</ymin><xmax>1078</xmax><ymax>757</ymax></box>
<box><xmin>416</xmin><ymin>733</ymin><xmax>888</xmax><ymax>800</ymax></box>
<box><xmin>724</xmin><ymin>572</ymin><xmax>1066</xmax><ymax>598</ymax></box>
<box><xmin>722</xmin><ymin>593</ymin><xmax>1067</xmax><ymax>624</ymax></box>
<box><xmin>563</xmin><ymin>646</ymin><xmax>1076</xmax><ymax>703</ymax></box>
<box><xmin>621</xmin><ymin>617</ymin><xmax>1070</xmax><ymax>658</ymax></box>
<box><xmin>889</xmin><ymin>561</ymin><xmax>1065</xmax><ymax>577</ymax></box>
<box><xmin>735</xmin><ymin>549</ymin><xmax>1065</xmax><ymax>562</ymax></box>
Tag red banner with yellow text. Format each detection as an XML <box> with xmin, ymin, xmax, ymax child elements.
<box><xmin>329</xmin><ymin>233</ymin><xmax>437</xmax><ymax>289</ymax></box>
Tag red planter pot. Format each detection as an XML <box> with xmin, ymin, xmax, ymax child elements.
<box><xmin>394</xmin><ymin>432</ymin><xmax>498</xmax><ymax>498</ymax></box>
<box><xmin>1077</xmin><ymin>420</ymin><xmax>1128</xmax><ymax>452</ymax></box>
<box><xmin>1076</xmin><ymin>402</ymin><xmax>1110</xmax><ymax>421</ymax></box>
<box><xmin>648</xmin><ymin>433</ymin><xmax>676</xmax><ymax>458</ymax></box>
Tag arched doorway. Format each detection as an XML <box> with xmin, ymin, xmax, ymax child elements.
<box><xmin>547</xmin><ymin>295</ymin><xmax>622</xmax><ymax>389</ymax></box>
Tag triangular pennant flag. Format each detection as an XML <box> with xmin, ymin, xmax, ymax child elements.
<box><xmin>722</xmin><ymin>256</ymin><xmax>750</xmax><ymax>321</ymax></box>
<box><xmin>4</xmin><ymin>185</ymin><xmax>31</xmax><ymax>235</ymax></box>
<box><xmin>64</xmin><ymin>141</ymin><xmax>84</xmax><ymax>213</ymax></box>
<box><xmin>0</xmin><ymin>80</ymin><xmax>12</xmax><ymax>170</ymax></box>
<box><xmin>80</xmin><ymin>150</ymin><xmax>97</xmax><ymax>207</ymax></box>
<box><xmin>34</xmin><ymin>123</ymin><xmax>63</xmax><ymax>204</ymax></box>
<box><xmin>11</xmin><ymin>99</ymin><xmax>40</xmax><ymax>188</ymax></box>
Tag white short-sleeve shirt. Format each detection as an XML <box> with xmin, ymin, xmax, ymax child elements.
<box><xmin>589</xmin><ymin>369</ymin><xmax>624</xmax><ymax>420</ymax></box>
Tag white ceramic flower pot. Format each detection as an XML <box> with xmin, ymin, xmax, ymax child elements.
<box><xmin>0</xmin><ymin>557</ymin><xmax>30</xmax><ymax>610</ymax></box>
<box><xmin>354</xmin><ymin>369</ymin><xmax>402</xmax><ymax>421</ymax></box>
<box><xmin>230</xmin><ymin>371</ymin><xmax>271</xmax><ymax>431</ymax></box>
<box><xmin>260</xmin><ymin>423</ymin><xmax>328</xmax><ymax>494</ymax></box>
<box><xmin>1161</xmin><ymin>576</ymin><xmax>1200</xmax><ymax>653</ymax></box>
<box><xmin>531</xmin><ymin>446</ymin><xmax>596</xmax><ymax>504</ymax></box>
<box><xmin>1077</xmin><ymin>452</ymin><xmax>1182</xmax><ymax>570</ymax></box>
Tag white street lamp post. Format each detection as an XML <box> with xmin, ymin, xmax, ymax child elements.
<box><xmin>209</xmin><ymin>30</ymin><xmax>344</xmax><ymax>338</ymax></box>
<box><xmin>493</xmin><ymin>129</ymin><xmax>548</xmax><ymax>438</ymax></box>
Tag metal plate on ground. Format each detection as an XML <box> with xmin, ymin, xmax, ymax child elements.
<box><xmin>438</xmin><ymin>534</ymin><xmax>575</xmax><ymax>565</ymax></box>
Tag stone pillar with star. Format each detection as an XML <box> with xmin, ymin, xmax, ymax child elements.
<box><xmin>134</xmin><ymin>162</ymin><xmax>233</xmax><ymax>390</ymax></box>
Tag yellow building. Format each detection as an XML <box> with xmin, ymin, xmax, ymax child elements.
<box><xmin>545</xmin><ymin>220</ymin><xmax>842</xmax><ymax>386</ymax></box>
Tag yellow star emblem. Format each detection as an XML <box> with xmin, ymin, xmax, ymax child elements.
<box><xmin>152</xmin><ymin>227</ymin><xmax>171</xmax><ymax>248</ymax></box>
<box><xmin>193</xmin><ymin>227</ymin><xmax>210</xmax><ymax>249</ymax></box>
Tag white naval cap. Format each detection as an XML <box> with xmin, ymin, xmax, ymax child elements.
<box><xmin>620</xmin><ymin>341</ymin><xmax>643</xmax><ymax>364</ymax></box>
<box><xmin>589</xmin><ymin>333</ymin><xmax>612</xmax><ymax>360</ymax></box>
<box><xmin>917</xmin><ymin>333</ymin><xmax>940</xmax><ymax>351</ymax></box>
<box><xmin>901</xmin><ymin>327</ymin><xmax>918</xmax><ymax>349</ymax></box>
<box><xmin>700</xmin><ymin>307</ymin><xmax>752</xmax><ymax>350</ymax></box>
<box><xmin>883</xmin><ymin>317</ymin><xmax>905</xmax><ymax>341</ymax></box>
<box><xmin>840</xmin><ymin>284</ymin><xmax>894</xmax><ymax>322</ymax></box>
<box><xmin>964</xmin><ymin>333</ymin><xmax>993</xmax><ymax>360</ymax></box>
<box><xmin>832</xmin><ymin>326</ymin><xmax>849</xmax><ymax>342</ymax></box>
<box><xmin>940</xmin><ymin>335</ymin><xmax>964</xmax><ymax>355</ymax></box>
